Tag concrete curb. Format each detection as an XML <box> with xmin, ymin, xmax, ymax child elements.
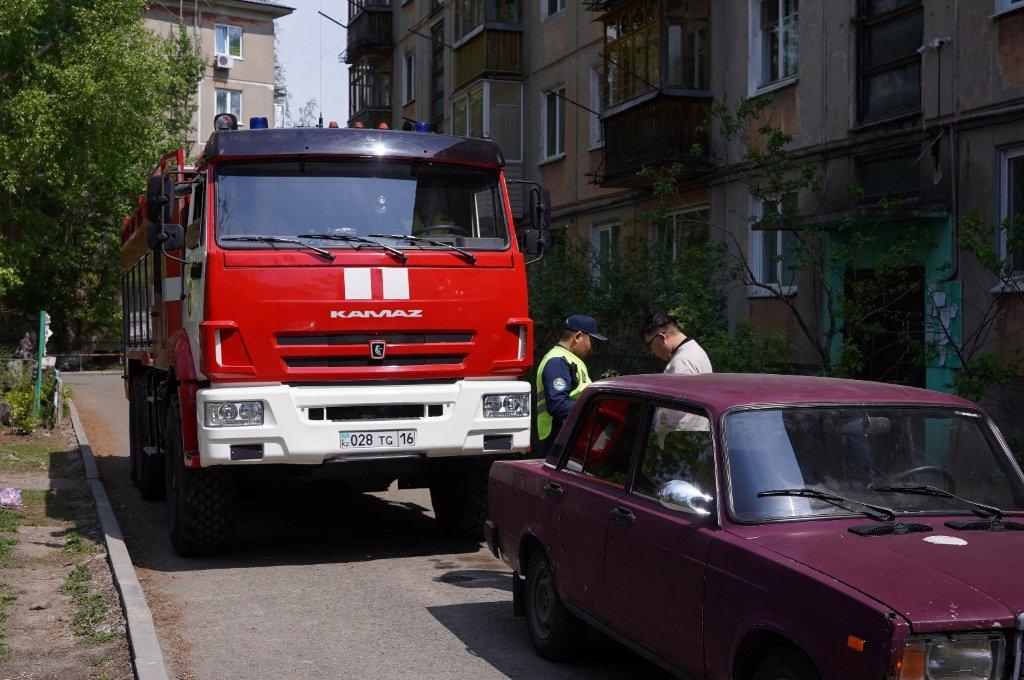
<box><xmin>69</xmin><ymin>400</ymin><xmax>170</xmax><ymax>680</ymax></box>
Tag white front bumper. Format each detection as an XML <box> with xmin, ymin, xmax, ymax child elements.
<box><xmin>195</xmin><ymin>380</ymin><xmax>531</xmax><ymax>466</ymax></box>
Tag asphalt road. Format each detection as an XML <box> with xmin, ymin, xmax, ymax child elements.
<box><xmin>65</xmin><ymin>372</ymin><xmax>668</xmax><ymax>680</ymax></box>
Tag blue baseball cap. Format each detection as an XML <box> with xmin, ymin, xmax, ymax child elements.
<box><xmin>564</xmin><ymin>315</ymin><xmax>607</xmax><ymax>342</ymax></box>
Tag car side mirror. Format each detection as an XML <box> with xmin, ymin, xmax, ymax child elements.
<box><xmin>658</xmin><ymin>480</ymin><xmax>713</xmax><ymax>516</ymax></box>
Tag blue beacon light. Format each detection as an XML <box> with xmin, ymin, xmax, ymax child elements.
<box><xmin>249</xmin><ymin>116</ymin><xmax>269</xmax><ymax>129</ymax></box>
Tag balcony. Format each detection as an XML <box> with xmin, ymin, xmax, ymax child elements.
<box><xmin>343</xmin><ymin>7</ymin><xmax>392</xmax><ymax>64</ymax></box>
<box><xmin>348</xmin><ymin>107</ymin><xmax>392</xmax><ymax>129</ymax></box>
<box><xmin>452</xmin><ymin>28</ymin><xmax>522</xmax><ymax>90</ymax></box>
<box><xmin>598</xmin><ymin>93</ymin><xmax>712</xmax><ymax>188</ymax></box>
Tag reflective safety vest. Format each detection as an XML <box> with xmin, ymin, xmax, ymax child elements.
<box><xmin>535</xmin><ymin>345</ymin><xmax>591</xmax><ymax>441</ymax></box>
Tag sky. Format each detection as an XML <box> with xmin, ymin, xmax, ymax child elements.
<box><xmin>275</xmin><ymin>0</ymin><xmax>349</xmax><ymax>126</ymax></box>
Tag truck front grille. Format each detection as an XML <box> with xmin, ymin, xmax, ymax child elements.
<box><xmin>283</xmin><ymin>354</ymin><xmax>466</xmax><ymax>368</ymax></box>
<box><xmin>307</xmin><ymin>404</ymin><xmax>442</xmax><ymax>421</ymax></box>
<box><xmin>277</xmin><ymin>332</ymin><xmax>473</xmax><ymax>346</ymax></box>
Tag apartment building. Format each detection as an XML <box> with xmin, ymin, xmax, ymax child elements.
<box><xmin>348</xmin><ymin>0</ymin><xmax>1023</xmax><ymax>398</ymax></box>
<box><xmin>146</xmin><ymin>0</ymin><xmax>293</xmax><ymax>156</ymax></box>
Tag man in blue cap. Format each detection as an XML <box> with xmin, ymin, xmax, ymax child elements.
<box><xmin>535</xmin><ymin>315</ymin><xmax>606</xmax><ymax>457</ymax></box>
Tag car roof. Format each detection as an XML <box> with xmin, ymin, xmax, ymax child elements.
<box><xmin>592</xmin><ymin>373</ymin><xmax>976</xmax><ymax>415</ymax></box>
<box><xmin>201</xmin><ymin>127</ymin><xmax>506</xmax><ymax>167</ymax></box>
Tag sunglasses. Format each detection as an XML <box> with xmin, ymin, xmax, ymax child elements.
<box><xmin>645</xmin><ymin>332</ymin><xmax>663</xmax><ymax>349</ymax></box>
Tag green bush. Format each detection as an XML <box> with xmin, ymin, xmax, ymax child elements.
<box><xmin>0</xmin><ymin>365</ymin><xmax>66</xmax><ymax>434</ymax></box>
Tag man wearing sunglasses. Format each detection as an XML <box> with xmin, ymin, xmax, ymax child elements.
<box><xmin>641</xmin><ymin>312</ymin><xmax>712</xmax><ymax>376</ymax></box>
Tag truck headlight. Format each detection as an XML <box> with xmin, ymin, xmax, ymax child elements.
<box><xmin>897</xmin><ymin>633</ymin><xmax>1006</xmax><ymax>680</ymax></box>
<box><xmin>482</xmin><ymin>393</ymin><xmax>529</xmax><ymax>418</ymax></box>
<box><xmin>205</xmin><ymin>401</ymin><xmax>264</xmax><ymax>427</ymax></box>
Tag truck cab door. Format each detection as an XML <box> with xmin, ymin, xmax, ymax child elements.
<box><xmin>182</xmin><ymin>175</ymin><xmax>207</xmax><ymax>376</ymax></box>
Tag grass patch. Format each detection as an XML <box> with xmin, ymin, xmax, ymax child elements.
<box><xmin>18</xmin><ymin>488</ymin><xmax>82</xmax><ymax>527</ymax></box>
<box><xmin>0</xmin><ymin>509</ymin><xmax>17</xmax><ymax>533</ymax></box>
<box><xmin>59</xmin><ymin>564</ymin><xmax>115</xmax><ymax>644</ymax></box>
<box><xmin>0</xmin><ymin>437</ymin><xmax>74</xmax><ymax>474</ymax></box>
<box><xmin>88</xmin><ymin>654</ymin><xmax>105</xmax><ymax>666</ymax></box>
<box><xmin>0</xmin><ymin>586</ymin><xmax>16</xmax><ymax>661</ymax></box>
<box><xmin>61</xmin><ymin>529</ymin><xmax>96</xmax><ymax>555</ymax></box>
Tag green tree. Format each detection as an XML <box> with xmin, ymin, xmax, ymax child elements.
<box><xmin>0</xmin><ymin>0</ymin><xmax>202</xmax><ymax>348</ymax></box>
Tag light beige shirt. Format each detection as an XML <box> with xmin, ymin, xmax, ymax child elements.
<box><xmin>664</xmin><ymin>337</ymin><xmax>713</xmax><ymax>376</ymax></box>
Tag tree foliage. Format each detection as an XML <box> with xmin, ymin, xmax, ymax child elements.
<box><xmin>0</xmin><ymin>0</ymin><xmax>202</xmax><ymax>348</ymax></box>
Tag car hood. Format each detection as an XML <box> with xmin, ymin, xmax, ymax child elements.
<box><xmin>741</xmin><ymin>519</ymin><xmax>1024</xmax><ymax>633</ymax></box>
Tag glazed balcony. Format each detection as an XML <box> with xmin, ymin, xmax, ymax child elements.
<box><xmin>348</xmin><ymin>107</ymin><xmax>392</xmax><ymax>130</ymax></box>
<box><xmin>343</xmin><ymin>7</ymin><xmax>393</xmax><ymax>64</ymax></box>
<box><xmin>599</xmin><ymin>92</ymin><xmax>712</xmax><ymax>188</ymax></box>
<box><xmin>452</xmin><ymin>28</ymin><xmax>522</xmax><ymax>90</ymax></box>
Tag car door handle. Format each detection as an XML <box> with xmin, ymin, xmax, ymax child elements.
<box><xmin>610</xmin><ymin>506</ymin><xmax>636</xmax><ymax>525</ymax></box>
<box><xmin>543</xmin><ymin>482</ymin><xmax>564</xmax><ymax>498</ymax></box>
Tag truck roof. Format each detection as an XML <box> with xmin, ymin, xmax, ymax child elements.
<box><xmin>592</xmin><ymin>373</ymin><xmax>975</xmax><ymax>415</ymax></box>
<box><xmin>200</xmin><ymin>128</ymin><xmax>506</xmax><ymax>167</ymax></box>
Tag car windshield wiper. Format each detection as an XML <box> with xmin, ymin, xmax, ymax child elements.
<box><xmin>875</xmin><ymin>485</ymin><xmax>1003</xmax><ymax>519</ymax></box>
<box><xmin>220</xmin><ymin>235</ymin><xmax>334</xmax><ymax>261</ymax></box>
<box><xmin>369</xmin><ymin>233</ymin><xmax>476</xmax><ymax>264</ymax></box>
<box><xmin>758</xmin><ymin>488</ymin><xmax>897</xmax><ymax>522</ymax></box>
<box><xmin>299</xmin><ymin>233</ymin><xmax>407</xmax><ymax>263</ymax></box>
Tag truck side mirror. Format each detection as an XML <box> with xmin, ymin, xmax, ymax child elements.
<box><xmin>531</xmin><ymin>186</ymin><xmax>552</xmax><ymax>232</ymax></box>
<box><xmin>146</xmin><ymin>175</ymin><xmax>175</xmax><ymax>227</ymax></box>
<box><xmin>159</xmin><ymin>224</ymin><xmax>185</xmax><ymax>251</ymax></box>
<box><xmin>522</xmin><ymin>229</ymin><xmax>549</xmax><ymax>255</ymax></box>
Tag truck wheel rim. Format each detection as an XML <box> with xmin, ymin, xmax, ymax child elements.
<box><xmin>531</xmin><ymin>567</ymin><xmax>554</xmax><ymax>640</ymax></box>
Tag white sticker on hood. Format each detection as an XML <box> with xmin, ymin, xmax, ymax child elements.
<box><xmin>924</xmin><ymin>535</ymin><xmax>968</xmax><ymax>546</ymax></box>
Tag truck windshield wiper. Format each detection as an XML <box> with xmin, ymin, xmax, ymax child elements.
<box><xmin>368</xmin><ymin>233</ymin><xmax>476</xmax><ymax>264</ymax></box>
<box><xmin>299</xmin><ymin>233</ymin><xmax>407</xmax><ymax>263</ymax></box>
<box><xmin>220</xmin><ymin>235</ymin><xmax>334</xmax><ymax>261</ymax></box>
<box><xmin>758</xmin><ymin>488</ymin><xmax>897</xmax><ymax>522</ymax></box>
<box><xmin>875</xmin><ymin>485</ymin><xmax>1003</xmax><ymax>520</ymax></box>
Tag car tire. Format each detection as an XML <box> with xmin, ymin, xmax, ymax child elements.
<box><xmin>130</xmin><ymin>376</ymin><xmax>164</xmax><ymax>500</ymax></box>
<box><xmin>753</xmin><ymin>647</ymin><xmax>820</xmax><ymax>680</ymax></box>
<box><xmin>165</xmin><ymin>393</ymin><xmax>237</xmax><ymax>556</ymax></box>
<box><xmin>429</xmin><ymin>461</ymin><xmax>490</xmax><ymax>540</ymax></box>
<box><xmin>524</xmin><ymin>549</ymin><xmax>587</xmax><ymax>661</ymax></box>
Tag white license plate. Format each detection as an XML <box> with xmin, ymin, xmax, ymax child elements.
<box><xmin>339</xmin><ymin>430</ymin><xmax>416</xmax><ymax>449</ymax></box>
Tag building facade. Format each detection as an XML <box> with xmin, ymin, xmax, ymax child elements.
<box><xmin>146</xmin><ymin>0</ymin><xmax>293</xmax><ymax>157</ymax></box>
<box><xmin>348</xmin><ymin>0</ymin><xmax>1024</xmax><ymax>398</ymax></box>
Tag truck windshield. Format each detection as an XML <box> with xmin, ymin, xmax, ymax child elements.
<box><xmin>214</xmin><ymin>160</ymin><xmax>509</xmax><ymax>250</ymax></box>
<box><xmin>724</xmin><ymin>406</ymin><xmax>1024</xmax><ymax>522</ymax></box>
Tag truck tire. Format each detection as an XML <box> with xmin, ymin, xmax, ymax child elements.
<box><xmin>753</xmin><ymin>647</ymin><xmax>820</xmax><ymax>680</ymax></box>
<box><xmin>130</xmin><ymin>376</ymin><xmax>164</xmax><ymax>500</ymax></box>
<box><xmin>164</xmin><ymin>393</ymin><xmax>237</xmax><ymax>556</ymax></box>
<box><xmin>525</xmin><ymin>549</ymin><xmax>586</xmax><ymax>661</ymax></box>
<box><xmin>429</xmin><ymin>460</ymin><xmax>490</xmax><ymax>539</ymax></box>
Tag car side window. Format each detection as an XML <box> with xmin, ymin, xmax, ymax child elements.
<box><xmin>634</xmin><ymin>404</ymin><xmax>715</xmax><ymax>500</ymax></box>
<box><xmin>563</xmin><ymin>397</ymin><xmax>645</xmax><ymax>489</ymax></box>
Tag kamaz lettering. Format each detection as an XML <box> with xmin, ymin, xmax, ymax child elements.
<box><xmin>330</xmin><ymin>309</ymin><xmax>423</xmax><ymax>319</ymax></box>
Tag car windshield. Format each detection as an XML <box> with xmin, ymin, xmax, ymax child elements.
<box><xmin>213</xmin><ymin>160</ymin><xmax>509</xmax><ymax>250</ymax></box>
<box><xmin>723</xmin><ymin>406</ymin><xmax>1024</xmax><ymax>522</ymax></box>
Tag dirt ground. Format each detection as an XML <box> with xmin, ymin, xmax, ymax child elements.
<box><xmin>0</xmin><ymin>427</ymin><xmax>133</xmax><ymax>680</ymax></box>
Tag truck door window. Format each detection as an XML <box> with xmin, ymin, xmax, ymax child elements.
<box><xmin>634</xmin><ymin>405</ymin><xmax>714</xmax><ymax>499</ymax></box>
<box><xmin>186</xmin><ymin>177</ymin><xmax>206</xmax><ymax>249</ymax></box>
<box><xmin>214</xmin><ymin>161</ymin><xmax>509</xmax><ymax>250</ymax></box>
<box><xmin>564</xmin><ymin>397</ymin><xmax>646</xmax><ymax>489</ymax></box>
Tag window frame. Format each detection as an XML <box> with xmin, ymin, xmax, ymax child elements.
<box><xmin>541</xmin><ymin>0</ymin><xmax>566</xmax><ymax>21</ymax></box>
<box><xmin>430</xmin><ymin>21</ymin><xmax>446</xmax><ymax>127</ymax></box>
<box><xmin>602</xmin><ymin>2</ymin><xmax>662</xmax><ymax>109</ymax></box>
<box><xmin>999</xmin><ymin>145</ymin><xmax>1024</xmax><ymax>278</ymax></box>
<box><xmin>591</xmin><ymin>220</ymin><xmax>620</xmax><ymax>278</ymax></box>
<box><xmin>856</xmin><ymin>0</ymin><xmax>923</xmax><ymax>123</ymax></box>
<box><xmin>214</xmin><ymin>88</ymin><xmax>243</xmax><ymax>120</ymax></box>
<box><xmin>214</xmin><ymin>23</ymin><xmax>243</xmax><ymax>59</ymax></box>
<box><xmin>994</xmin><ymin>0</ymin><xmax>1024</xmax><ymax>16</ymax></box>
<box><xmin>541</xmin><ymin>87</ymin><xmax>565</xmax><ymax>162</ymax></box>
<box><xmin>449</xmin><ymin>81</ymin><xmax>522</xmax><ymax>161</ymax></box>
<box><xmin>748</xmin><ymin>0</ymin><xmax>798</xmax><ymax>95</ymax></box>
<box><xmin>588</xmin><ymin>65</ymin><xmax>604</xmax><ymax>150</ymax></box>
<box><xmin>403</xmin><ymin>51</ymin><xmax>417</xmax><ymax>105</ymax></box>
<box><xmin>748</xmin><ymin>194</ymin><xmax>798</xmax><ymax>297</ymax></box>
<box><xmin>653</xmin><ymin>204</ymin><xmax>710</xmax><ymax>260</ymax></box>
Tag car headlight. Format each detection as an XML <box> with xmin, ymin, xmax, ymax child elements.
<box><xmin>896</xmin><ymin>633</ymin><xmax>1006</xmax><ymax>680</ymax></box>
<box><xmin>482</xmin><ymin>393</ymin><xmax>529</xmax><ymax>418</ymax></box>
<box><xmin>204</xmin><ymin>401</ymin><xmax>264</xmax><ymax>427</ymax></box>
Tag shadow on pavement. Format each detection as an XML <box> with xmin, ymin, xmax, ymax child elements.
<box><xmin>93</xmin><ymin>452</ymin><xmax>481</xmax><ymax>573</ymax></box>
<box><xmin>435</xmin><ymin>569</ymin><xmax>513</xmax><ymax>592</ymax></box>
<box><xmin>427</xmin><ymin>600</ymin><xmax>671</xmax><ymax>679</ymax></box>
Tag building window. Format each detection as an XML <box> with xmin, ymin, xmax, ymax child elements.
<box><xmin>603</xmin><ymin>2</ymin><xmax>660</xmax><ymax>108</ymax></box>
<box><xmin>349</xmin><ymin>0</ymin><xmax>393</xmax><ymax>21</ymax></box>
<box><xmin>1000</xmin><ymin>146</ymin><xmax>1024</xmax><ymax>274</ymax></box>
<box><xmin>589</xmin><ymin>66</ymin><xmax>604</xmax><ymax>149</ymax></box>
<box><xmin>858</xmin><ymin>0</ymin><xmax>922</xmax><ymax>121</ymax></box>
<box><xmin>454</xmin><ymin>0</ymin><xmax>519</xmax><ymax>38</ymax></box>
<box><xmin>542</xmin><ymin>0</ymin><xmax>565</xmax><ymax>20</ymax></box>
<box><xmin>750</xmin><ymin>0</ymin><xmax>797</xmax><ymax>91</ymax></box>
<box><xmin>214</xmin><ymin>24</ymin><xmax>242</xmax><ymax>58</ymax></box>
<box><xmin>857</xmin><ymin>151</ymin><xmax>921</xmax><ymax>198</ymax></box>
<box><xmin>349</xmin><ymin>58</ymin><xmax>392</xmax><ymax>117</ymax></box>
<box><xmin>451</xmin><ymin>82</ymin><xmax>522</xmax><ymax>160</ymax></box>
<box><xmin>749</xmin><ymin>195</ymin><xmax>797</xmax><ymax>294</ymax></box>
<box><xmin>403</xmin><ymin>52</ymin><xmax>416</xmax><ymax>105</ymax></box>
<box><xmin>541</xmin><ymin>88</ymin><xmax>565</xmax><ymax>160</ymax></box>
<box><xmin>667</xmin><ymin>19</ymin><xmax>709</xmax><ymax>90</ymax></box>
<box><xmin>995</xmin><ymin>0</ymin><xmax>1024</xmax><ymax>14</ymax></box>
<box><xmin>215</xmin><ymin>88</ymin><xmax>242</xmax><ymax>119</ymax></box>
<box><xmin>592</xmin><ymin>222</ymin><xmax>620</xmax><ymax>278</ymax></box>
<box><xmin>430</xmin><ymin>22</ymin><xmax>445</xmax><ymax>125</ymax></box>
<box><xmin>654</xmin><ymin>206</ymin><xmax>710</xmax><ymax>260</ymax></box>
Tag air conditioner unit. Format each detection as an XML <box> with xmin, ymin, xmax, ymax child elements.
<box><xmin>214</xmin><ymin>54</ymin><xmax>234</xmax><ymax>70</ymax></box>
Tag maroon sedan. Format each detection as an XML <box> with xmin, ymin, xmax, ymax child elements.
<box><xmin>485</xmin><ymin>374</ymin><xmax>1024</xmax><ymax>680</ymax></box>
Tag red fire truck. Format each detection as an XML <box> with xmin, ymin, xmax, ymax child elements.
<box><xmin>121</xmin><ymin>116</ymin><xmax>550</xmax><ymax>555</ymax></box>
